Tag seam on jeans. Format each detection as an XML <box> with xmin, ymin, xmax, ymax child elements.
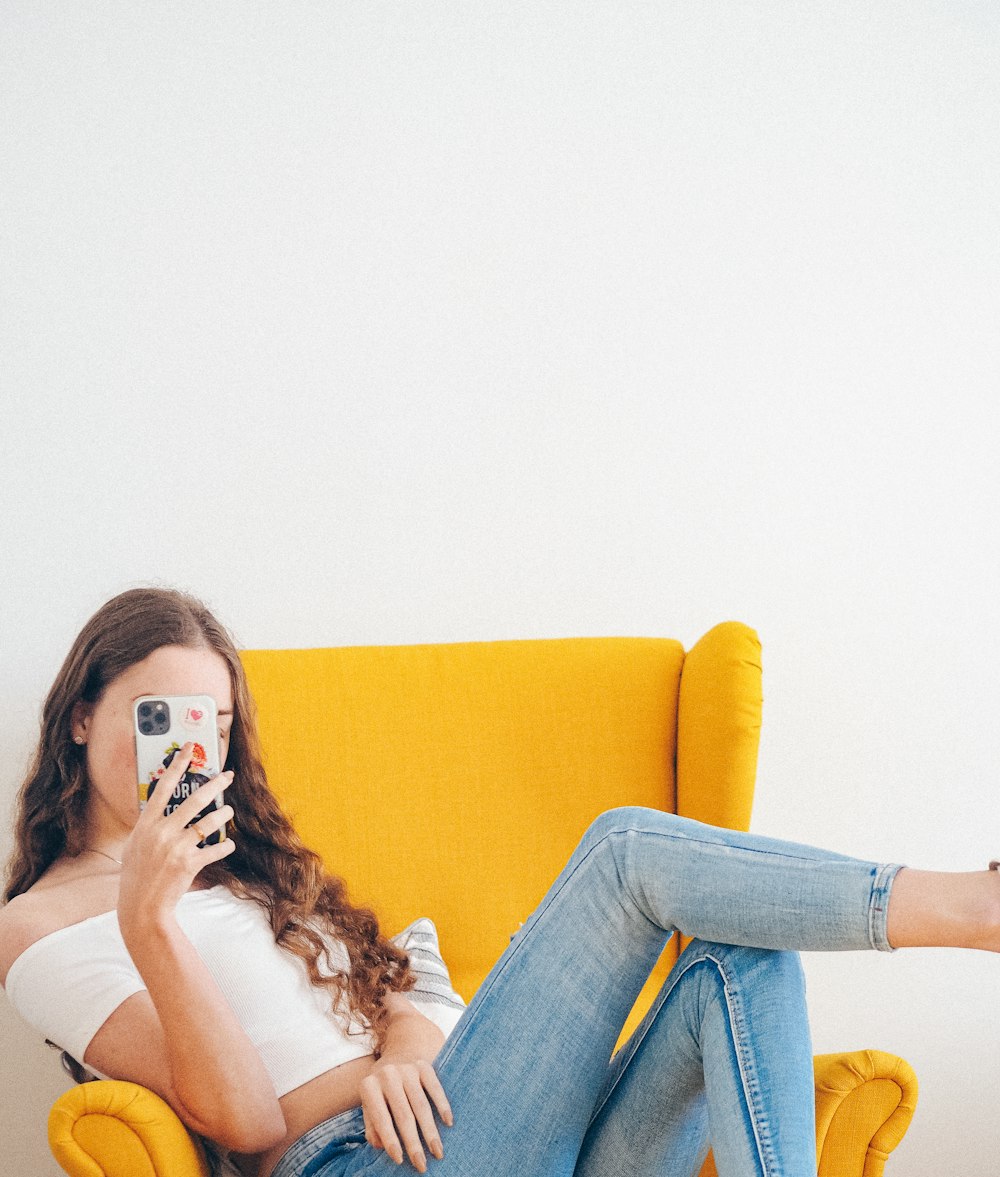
<box><xmin>585</xmin><ymin>949</ymin><xmax>776</xmax><ymax>1176</ymax></box>
<box><xmin>709</xmin><ymin>952</ymin><xmax>776</xmax><ymax>1177</ymax></box>
<box><xmin>604</xmin><ymin>815</ymin><xmax>854</xmax><ymax>864</ymax></box>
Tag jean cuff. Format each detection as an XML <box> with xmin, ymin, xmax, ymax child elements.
<box><xmin>868</xmin><ymin>862</ymin><xmax>906</xmax><ymax>952</ymax></box>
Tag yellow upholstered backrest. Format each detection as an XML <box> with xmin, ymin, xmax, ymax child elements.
<box><xmin>239</xmin><ymin>621</ymin><xmax>761</xmax><ymax>1039</ymax></box>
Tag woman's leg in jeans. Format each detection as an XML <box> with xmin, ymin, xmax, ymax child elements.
<box><xmin>573</xmin><ymin>940</ymin><xmax>817</xmax><ymax>1176</ymax></box>
<box><xmin>338</xmin><ymin>806</ymin><xmax>908</xmax><ymax>1177</ymax></box>
<box><xmin>572</xmin><ymin>832</ymin><xmax>1000</xmax><ymax>1175</ymax></box>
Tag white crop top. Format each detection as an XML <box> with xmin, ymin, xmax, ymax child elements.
<box><xmin>4</xmin><ymin>885</ymin><xmax>379</xmax><ymax>1097</ymax></box>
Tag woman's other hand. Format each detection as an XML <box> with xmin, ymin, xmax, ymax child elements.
<box><xmin>360</xmin><ymin>1054</ymin><xmax>453</xmax><ymax>1173</ymax></box>
<box><xmin>360</xmin><ymin>1001</ymin><xmax>453</xmax><ymax>1170</ymax></box>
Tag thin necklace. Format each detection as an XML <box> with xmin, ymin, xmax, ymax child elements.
<box><xmin>85</xmin><ymin>848</ymin><xmax>123</xmax><ymax>866</ymax></box>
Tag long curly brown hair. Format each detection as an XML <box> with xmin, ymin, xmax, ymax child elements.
<box><xmin>3</xmin><ymin>586</ymin><xmax>416</xmax><ymax>1059</ymax></box>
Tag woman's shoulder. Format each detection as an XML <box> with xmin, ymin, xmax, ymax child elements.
<box><xmin>0</xmin><ymin>863</ymin><xmax>117</xmax><ymax>985</ymax></box>
<box><xmin>0</xmin><ymin>890</ymin><xmax>54</xmax><ymax>985</ymax></box>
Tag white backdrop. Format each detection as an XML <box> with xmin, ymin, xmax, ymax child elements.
<box><xmin>2</xmin><ymin>3</ymin><xmax>999</xmax><ymax>1172</ymax></box>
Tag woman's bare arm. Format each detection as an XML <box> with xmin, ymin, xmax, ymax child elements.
<box><xmin>378</xmin><ymin>991</ymin><xmax>447</xmax><ymax>1062</ymax></box>
<box><xmin>106</xmin><ymin>748</ymin><xmax>287</xmax><ymax>1152</ymax></box>
<box><xmin>87</xmin><ymin>915</ymin><xmax>287</xmax><ymax>1153</ymax></box>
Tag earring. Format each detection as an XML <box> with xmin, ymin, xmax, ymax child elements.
<box><xmin>74</xmin><ymin>736</ymin><xmax>85</xmax><ymax>745</ymax></box>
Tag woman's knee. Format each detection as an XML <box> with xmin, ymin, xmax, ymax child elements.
<box><xmin>582</xmin><ymin>805</ymin><xmax>685</xmax><ymax>848</ymax></box>
<box><xmin>683</xmin><ymin>939</ymin><xmax>806</xmax><ymax>993</ymax></box>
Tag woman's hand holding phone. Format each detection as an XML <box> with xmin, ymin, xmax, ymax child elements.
<box><xmin>110</xmin><ymin>748</ymin><xmax>286</xmax><ymax>1151</ymax></box>
<box><xmin>118</xmin><ymin>742</ymin><xmax>236</xmax><ymax>938</ymax></box>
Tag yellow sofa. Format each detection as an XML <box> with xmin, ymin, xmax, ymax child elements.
<box><xmin>47</xmin><ymin>622</ymin><xmax>917</xmax><ymax>1176</ymax></box>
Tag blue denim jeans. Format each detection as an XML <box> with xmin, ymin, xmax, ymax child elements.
<box><xmin>268</xmin><ymin>806</ymin><xmax>905</xmax><ymax>1177</ymax></box>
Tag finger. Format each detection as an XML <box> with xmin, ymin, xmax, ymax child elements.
<box><xmin>196</xmin><ymin>834</ymin><xmax>237</xmax><ymax>868</ymax></box>
<box><xmin>360</xmin><ymin>1082</ymin><xmax>405</xmax><ymax>1166</ymax></box>
<box><xmin>363</xmin><ymin>1114</ymin><xmax>384</xmax><ymax>1151</ymax></box>
<box><xmin>141</xmin><ymin>742</ymin><xmax>197</xmax><ymax>814</ymax></box>
<box><xmin>382</xmin><ymin>1077</ymin><xmax>427</xmax><ymax>1173</ymax></box>
<box><xmin>168</xmin><ymin>769</ymin><xmax>235</xmax><ymax>828</ymax></box>
<box><xmin>398</xmin><ymin>1070</ymin><xmax>444</xmax><ymax>1165</ymax></box>
<box><xmin>188</xmin><ymin>803</ymin><xmax>233</xmax><ymax>841</ymax></box>
<box><xmin>418</xmin><ymin>1060</ymin><xmax>454</xmax><ymax>1129</ymax></box>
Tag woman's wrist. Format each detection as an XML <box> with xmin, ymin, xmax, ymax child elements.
<box><xmin>375</xmin><ymin>1010</ymin><xmax>446</xmax><ymax>1066</ymax></box>
<box><xmin>118</xmin><ymin>904</ymin><xmax>180</xmax><ymax>959</ymax></box>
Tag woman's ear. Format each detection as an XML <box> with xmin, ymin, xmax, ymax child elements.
<box><xmin>70</xmin><ymin>701</ymin><xmax>91</xmax><ymax>744</ymax></box>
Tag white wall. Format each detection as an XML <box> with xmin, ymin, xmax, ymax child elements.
<box><xmin>2</xmin><ymin>2</ymin><xmax>998</xmax><ymax>1171</ymax></box>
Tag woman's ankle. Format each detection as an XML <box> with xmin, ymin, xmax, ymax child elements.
<box><xmin>885</xmin><ymin>867</ymin><xmax>1000</xmax><ymax>952</ymax></box>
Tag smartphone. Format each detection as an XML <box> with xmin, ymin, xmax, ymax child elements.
<box><xmin>133</xmin><ymin>694</ymin><xmax>226</xmax><ymax>846</ymax></box>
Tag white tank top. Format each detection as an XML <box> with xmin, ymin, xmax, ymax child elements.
<box><xmin>3</xmin><ymin>885</ymin><xmax>377</xmax><ymax>1097</ymax></box>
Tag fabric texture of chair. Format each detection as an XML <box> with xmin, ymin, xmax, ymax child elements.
<box><xmin>45</xmin><ymin>622</ymin><xmax>917</xmax><ymax>1176</ymax></box>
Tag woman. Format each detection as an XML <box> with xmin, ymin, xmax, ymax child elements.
<box><xmin>2</xmin><ymin>587</ymin><xmax>998</xmax><ymax>1177</ymax></box>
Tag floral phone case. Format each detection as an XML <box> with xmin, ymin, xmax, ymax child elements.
<box><xmin>133</xmin><ymin>693</ymin><xmax>226</xmax><ymax>846</ymax></box>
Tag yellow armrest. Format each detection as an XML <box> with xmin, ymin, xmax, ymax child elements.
<box><xmin>814</xmin><ymin>1049</ymin><xmax>918</xmax><ymax>1177</ymax></box>
<box><xmin>48</xmin><ymin>1080</ymin><xmax>209</xmax><ymax>1177</ymax></box>
<box><xmin>696</xmin><ymin>1048</ymin><xmax>918</xmax><ymax>1177</ymax></box>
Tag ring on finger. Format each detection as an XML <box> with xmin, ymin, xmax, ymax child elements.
<box><xmin>191</xmin><ymin>821</ymin><xmax>207</xmax><ymax>843</ymax></box>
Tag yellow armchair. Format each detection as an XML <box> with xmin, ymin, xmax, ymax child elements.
<box><xmin>48</xmin><ymin>622</ymin><xmax>917</xmax><ymax>1176</ymax></box>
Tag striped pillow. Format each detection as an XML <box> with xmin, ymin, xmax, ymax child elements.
<box><xmin>390</xmin><ymin>917</ymin><xmax>467</xmax><ymax>1040</ymax></box>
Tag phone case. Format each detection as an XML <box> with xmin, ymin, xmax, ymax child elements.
<box><xmin>133</xmin><ymin>694</ymin><xmax>226</xmax><ymax>846</ymax></box>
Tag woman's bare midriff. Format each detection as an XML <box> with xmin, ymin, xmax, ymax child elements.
<box><xmin>235</xmin><ymin>1055</ymin><xmax>378</xmax><ymax>1177</ymax></box>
